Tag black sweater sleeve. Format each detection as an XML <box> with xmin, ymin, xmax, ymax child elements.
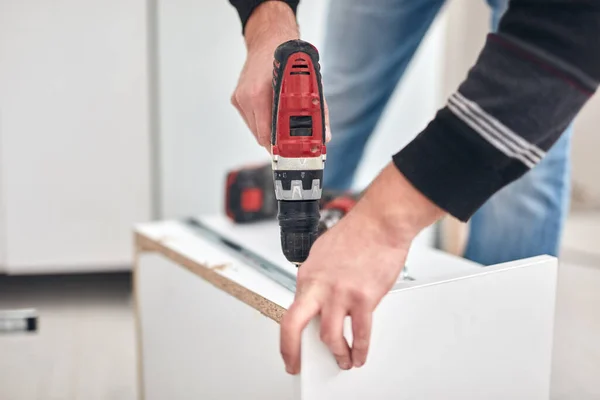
<box><xmin>229</xmin><ymin>0</ymin><xmax>299</xmax><ymax>33</ymax></box>
<box><xmin>393</xmin><ymin>0</ymin><xmax>600</xmax><ymax>221</ymax></box>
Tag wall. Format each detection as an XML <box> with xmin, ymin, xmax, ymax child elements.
<box><xmin>0</xmin><ymin>0</ymin><xmax>152</xmax><ymax>272</ymax></box>
<box><xmin>156</xmin><ymin>0</ymin><xmax>268</xmax><ymax>219</ymax></box>
<box><xmin>441</xmin><ymin>0</ymin><xmax>489</xmax><ymax>99</ymax></box>
<box><xmin>156</xmin><ymin>1</ymin><xmax>448</xmax><ymax>246</ymax></box>
<box><xmin>572</xmin><ymin>98</ymin><xmax>600</xmax><ymax>208</ymax></box>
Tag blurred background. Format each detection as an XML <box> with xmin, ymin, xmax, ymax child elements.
<box><xmin>0</xmin><ymin>0</ymin><xmax>598</xmax><ymax>399</ymax></box>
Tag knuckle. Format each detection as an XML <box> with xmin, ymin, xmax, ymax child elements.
<box><xmin>258</xmin><ymin>133</ymin><xmax>270</xmax><ymax>144</ymax></box>
<box><xmin>348</xmin><ymin>286</ymin><xmax>369</xmax><ymax>304</ymax></box>
<box><xmin>295</xmin><ymin>276</ymin><xmax>320</xmax><ymax>296</ymax></box>
<box><xmin>319</xmin><ymin>329</ymin><xmax>332</xmax><ymax>344</ymax></box>
<box><xmin>353</xmin><ymin>337</ymin><xmax>369</xmax><ymax>351</ymax></box>
<box><xmin>280</xmin><ymin>314</ymin><xmax>295</xmax><ymax>334</ymax></box>
<box><xmin>331</xmin><ymin>282</ymin><xmax>348</xmax><ymax>296</ymax></box>
<box><xmin>281</xmin><ymin>312</ymin><xmax>295</xmax><ymax>328</ymax></box>
<box><xmin>234</xmin><ymin>89</ymin><xmax>246</xmax><ymax>103</ymax></box>
<box><xmin>235</xmin><ymin>88</ymin><xmax>251</xmax><ymax>104</ymax></box>
<box><xmin>279</xmin><ymin>349</ymin><xmax>292</xmax><ymax>362</ymax></box>
<box><xmin>279</xmin><ymin>347</ymin><xmax>291</xmax><ymax>358</ymax></box>
<box><xmin>247</xmin><ymin>85</ymin><xmax>264</xmax><ymax>100</ymax></box>
<box><xmin>353</xmin><ymin>326</ymin><xmax>368</xmax><ymax>340</ymax></box>
<box><xmin>330</xmin><ymin>281</ymin><xmax>368</xmax><ymax>302</ymax></box>
<box><xmin>319</xmin><ymin>325</ymin><xmax>337</xmax><ymax>346</ymax></box>
<box><xmin>296</xmin><ymin>270</ymin><xmax>315</xmax><ymax>284</ymax></box>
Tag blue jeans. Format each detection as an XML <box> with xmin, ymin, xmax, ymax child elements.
<box><xmin>322</xmin><ymin>0</ymin><xmax>572</xmax><ymax>265</ymax></box>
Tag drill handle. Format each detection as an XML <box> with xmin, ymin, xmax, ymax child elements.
<box><xmin>271</xmin><ymin>40</ymin><xmax>326</xmax><ymax>154</ymax></box>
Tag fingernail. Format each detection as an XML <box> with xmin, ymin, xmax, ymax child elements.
<box><xmin>340</xmin><ymin>362</ymin><xmax>351</xmax><ymax>370</ymax></box>
<box><xmin>354</xmin><ymin>360</ymin><xmax>363</xmax><ymax>368</ymax></box>
<box><xmin>286</xmin><ymin>365</ymin><xmax>294</xmax><ymax>374</ymax></box>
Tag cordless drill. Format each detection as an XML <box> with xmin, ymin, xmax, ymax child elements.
<box><xmin>271</xmin><ymin>40</ymin><xmax>326</xmax><ymax>265</ymax></box>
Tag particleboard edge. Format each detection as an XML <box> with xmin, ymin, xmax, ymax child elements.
<box><xmin>134</xmin><ymin>232</ymin><xmax>286</xmax><ymax>324</ymax></box>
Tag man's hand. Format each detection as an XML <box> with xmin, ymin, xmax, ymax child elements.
<box><xmin>231</xmin><ymin>1</ymin><xmax>330</xmax><ymax>150</ymax></box>
<box><xmin>280</xmin><ymin>163</ymin><xmax>445</xmax><ymax>374</ymax></box>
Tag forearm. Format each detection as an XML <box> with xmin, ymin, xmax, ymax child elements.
<box><xmin>243</xmin><ymin>2</ymin><xmax>299</xmax><ymax>51</ymax></box>
<box><xmin>356</xmin><ymin>164</ymin><xmax>445</xmax><ymax>247</ymax></box>
<box><xmin>229</xmin><ymin>0</ymin><xmax>300</xmax><ymax>34</ymax></box>
<box><xmin>393</xmin><ymin>0</ymin><xmax>600</xmax><ymax>221</ymax></box>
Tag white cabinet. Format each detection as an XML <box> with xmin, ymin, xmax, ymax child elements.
<box><xmin>135</xmin><ymin>217</ymin><xmax>558</xmax><ymax>399</ymax></box>
<box><xmin>0</xmin><ymin>0</ymin><xmax>152</xmax><ymax>273</ymax></box>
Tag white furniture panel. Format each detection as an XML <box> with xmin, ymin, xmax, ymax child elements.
<box><xmin>300</xmin><ymin>258</ymin><xmax>557</xmax><ymax>399</ymax></box>
<box><xmin>0</xmin><ymin>0</ymin><xmax>152</xmax><ymax>273</ymax></box>
<box><xmin>135</xmin><ymin>217</ymin><xmax>558</xmax><ymax>399</ymax></box>
<box><xmin>137</xmin><ymin>253</ymin><xmax>295</xmax><ymax>400</ymax></box>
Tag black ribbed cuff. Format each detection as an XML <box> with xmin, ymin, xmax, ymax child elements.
<box><xmin>229</xmin><ymin>0</ymin><xmax>299</xmax><ymax>34</ymax></box>
<box><xmin>392</xmin><ymin>111</ymin><xmax>528</xmax><ymax>222</ymax></box>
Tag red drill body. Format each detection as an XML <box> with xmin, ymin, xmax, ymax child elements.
<box><xmin>271</xmin><ymin>40</ymin><xmax>326</xmax><ymax>265</ymax></box>
<box><xmin>271</xmin><ymin>45</ymin><xmax>326</xmax><ymax>159</ymax></box>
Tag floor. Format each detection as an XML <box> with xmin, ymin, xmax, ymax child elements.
<box><xmin>0</xmin><ymin>212</ymin><xmax>598</xmax><ymax>400</ymax></box>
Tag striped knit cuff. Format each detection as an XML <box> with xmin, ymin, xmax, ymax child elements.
<box><xmin>392</xmin><ymin>108</ymin><xmax>518</xmax><ymax>222</ymax></box>
<box><xmin>393</xmin><ymin>31</ymin><xmax>597</xmax><ymax>221</ymax></box>
<box><xmin>447</xmin><ymin>91</ymin><xmax>545</xmax><ymax>170</ymax></box>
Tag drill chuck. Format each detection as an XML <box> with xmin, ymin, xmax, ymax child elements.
<box><xmin>277</xmin><ymin>200</ymin><xmax>320</xmax><ymax>264</ymax></box>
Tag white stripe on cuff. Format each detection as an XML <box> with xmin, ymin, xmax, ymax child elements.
<box><xmin>453</xmin><ymin>92</ymin><xmax>546</xmax><ymax>160</ymax></box>
<box><xmin>447</xmin><ymin>92</ymin><xmax>546</xmax><ymax>169</ymax></box>
<box><xmin>447</xmin><ymin>102</ymin><xmax>537</xmax><ymax>169</ymax></box>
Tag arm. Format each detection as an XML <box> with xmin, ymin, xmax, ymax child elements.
<box><xmin>279</xmin><ymin>0</ymin><xmax>600</xmax><ymax>375</ymax></box>
<box><xmin>394</xmin><ymin>0</ymin><xmax>600</xmax><ymax>221</ymax></box>
<box><xmin>228</xmin><ymin>0</ymin><xmax>330</xmax><ymax>150</ymax></box>
<box><xmin>227</xmin><ymin>1</ymin><xmax>302</xmax><ymax>150</ymax></box>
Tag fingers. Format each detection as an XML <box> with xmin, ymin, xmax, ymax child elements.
<box><xmin>231</xmin><ymin>88</ymin><xmax>272</xmax><ymax>150</ymax></box>
<box><xmin>254</xmin><ymin>106</ymin><xmax>273</xmax><ymax>150</ymax></box>
<box><xmin>231</xmin><ymin>93</ymin><xmax>257</xmax><ymax>139</ymax></box>
<box><xmin>350</xmin><ymin>308</ymin><xmax>372</xmax><ymax>368</ymax></box>
<box><xmin>324</xmin><ymin>99</ymin><xmax>332</xmax><ymax>143</ymax></box>
<box><xmin>320</xmin><ymin>304</ymin><xmax>352</xmax><ymax>370</ymax></box>
<box><xmin>280</xmin><ymin>294</ymin><xmax>321</xmax><ymax>375</ymax></box>
<box><xmin>282</xmin><ymin>291</ymin><xmax>375</xmax><ymax>374</ymax></box>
